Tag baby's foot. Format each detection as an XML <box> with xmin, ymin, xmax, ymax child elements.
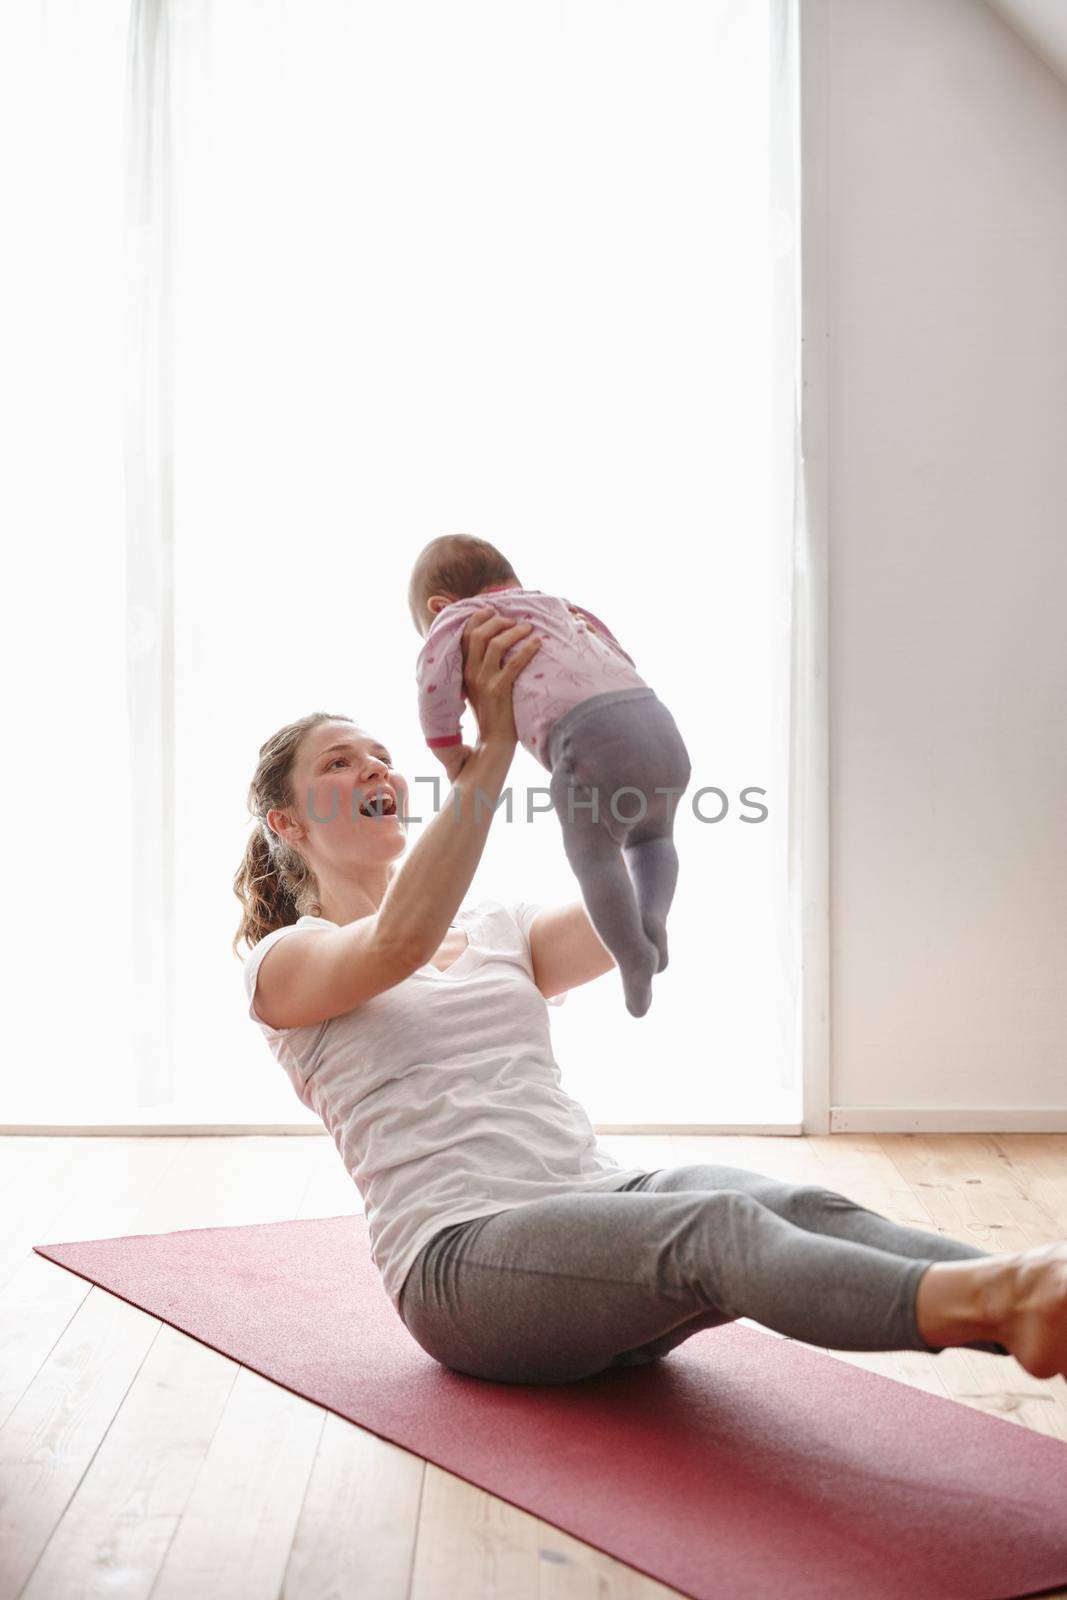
<box><xmin>622</xmin><ymin>937</ymin><xmax>659</xmax><ymax>1018</ymax></box>
<box><xmin>642</xmin><ymin>916</ymin><xmax>669</xmax><ymax>974</ymax></box>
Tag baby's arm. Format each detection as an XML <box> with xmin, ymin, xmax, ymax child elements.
<box><xmin>416</xmin><ymin>609</ymin><xmax>471</xmax><ymax>763</ymax></box>
<box><xmin>437</xmin><ymin>742</ymin><xmax>475</xmax><ymax>781</ymax></box>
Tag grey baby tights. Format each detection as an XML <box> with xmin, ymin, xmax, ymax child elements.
<box><xmin>545</xmin><ymin>685</ymin><xmax>692</xmax><ymax>1017</ymax></box>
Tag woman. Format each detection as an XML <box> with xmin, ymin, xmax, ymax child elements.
<box><xmin>234</xmin><ymin>604</ymin><xmax>1066</xmax><ymax>1385</ymax></box>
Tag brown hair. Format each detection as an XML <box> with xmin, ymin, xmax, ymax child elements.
<box><xmin>232</xmin><ymin>710</ymin><xmax>356</xmax><ymax>956</ymax></box>
<box><xmin>407</xmin><ymin>533</ymin><xmax>519</xmax><ymax>633</ymax></box>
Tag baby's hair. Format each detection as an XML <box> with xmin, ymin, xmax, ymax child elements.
<box><xmin>407</xmin><ymin>533</ymin><xmax>519</xmax><ymax>634</ymax></box>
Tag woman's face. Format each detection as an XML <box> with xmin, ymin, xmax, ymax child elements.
<box><xmin>291</xmin><ymin>720</ymin><xmax>410</xmax><ymax>866</ymax></box>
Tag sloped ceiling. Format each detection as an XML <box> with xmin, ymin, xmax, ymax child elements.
<box><xmin>985</xmin><ymin>0</ymin><xmax>1067</xmax><ymax>88</ymax></box>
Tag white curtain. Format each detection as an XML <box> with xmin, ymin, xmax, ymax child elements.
<box><xmin>1</xmin><ymin>1</ymin><xmax>136</xmax><ymax>1120</ymax></box>
<box><xmin>3</xmin><ymin>0</ymin><xmax>808</xmax><ymax>1129</ymax></box>
<box><xmin>126</xmin><ymin>0</ymin><xmax>177</xmax><ymax>1102</ymax></box>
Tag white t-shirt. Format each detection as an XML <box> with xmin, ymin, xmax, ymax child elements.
<box><xmin>242</xmin><ymin>899</ymin><xmax>647</xmax><ymax>1311</ymax></box>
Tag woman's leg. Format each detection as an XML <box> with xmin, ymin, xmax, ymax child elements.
<box><xmin>612</xmin><ymin>1164</ymin><xmax>1010</xmax><ymax>1362</ymax></box>
<box><xmin>397</xmin><ymin>1173</ymin><xmax>1010</xmax><ymax>1387</ymax></box>
<box><xmin>622</xmin><ymin>1163</ymin><xmax>997</xmax><ymax>1264</ymax></box>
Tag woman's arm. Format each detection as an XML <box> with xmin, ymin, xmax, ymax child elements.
<box><xmin>251</xmin><ymin>609</ymin><xmax>542</xmax><ymax>1029</ymax></box>
<box><xmin>377</xmin><ymin>608</ymin><xmax>542</xmax><ymax>968</ymax></box>
<box><xmin>527</xmin><ymin>900</ymin><xmax>617</xmax><ymax>1001</ymax></box>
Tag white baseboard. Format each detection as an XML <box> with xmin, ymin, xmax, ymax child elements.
<box><xmin>0</xmin><ymin>1101</ymin><xmax>326</xmax><ymax>1136</ymax></box>
<box><xmin>4</xmin><ymin>1107</ymin><xmax>1062</xmax><ymax>1137</ymax></box>
<box><xmin>1</xmin><ymin>1119</ymin><xmax>806</xmax><ymax>1137</ymax></box>
<box><xmin>0</xmin><ymin>1090</ymin><xmax>807</xmax><ymax>1138</ymax></box>
<box><xmin>0</xmin><ymin>1118</ymin><xmax>328</xmax><ymax>1136</ymax></box>
<box><xmin>831</xmin><ymin>1106</ymin><xmax>1067</xmax><ymax>1134</ymax></box>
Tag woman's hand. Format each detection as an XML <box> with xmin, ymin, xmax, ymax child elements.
<box><xmin>460</xmin><ymin>606</ymin><xmax>543</xmax><ymax>747</ymax></box>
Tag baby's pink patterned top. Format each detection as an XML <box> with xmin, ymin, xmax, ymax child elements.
<box><xmin>415</xmin><ymin>584</ymin><xmax>648</xmax><ymax>770</ymax></box>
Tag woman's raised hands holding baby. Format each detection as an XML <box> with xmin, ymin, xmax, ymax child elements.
<box><xmin>443</xmin><ymin>605</ymin><xmax>541</xmax><ymax>770</ymax></box>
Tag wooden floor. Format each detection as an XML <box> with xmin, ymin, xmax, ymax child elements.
<box><xmin>2</xmin><ymin>1131</ymin><xmax>1065</xmax><ymax>1599</ymax></box>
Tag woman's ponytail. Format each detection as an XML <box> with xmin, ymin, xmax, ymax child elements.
<box><xmin>232</xmin><ymin>711</ymin><xmax>355</xmax><ymax>956</ymax></box>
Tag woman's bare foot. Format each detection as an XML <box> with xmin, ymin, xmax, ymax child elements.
<box><xmin>916</xmin><ymin>1244</ymin><xmax>1067</xmax><ymax>1379</ymax></box>
<box><xmin>991</xmin><ymin>1244</ymin><xmax>1067</xmax><ymax>1379</ymax></box>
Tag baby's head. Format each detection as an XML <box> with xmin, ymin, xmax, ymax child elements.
<box><xmin>407</xmin><ymin>533</ymin><xmax>522</xmax><ymax>638</ymax></box>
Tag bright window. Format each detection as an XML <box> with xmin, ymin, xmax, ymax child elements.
<box><xmin>3</xmin><ymin>1</ymin><xmax>799</xmax><ymax>1127</ymax></box>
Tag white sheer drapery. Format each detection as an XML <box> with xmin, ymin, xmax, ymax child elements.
<box><xmin>3</xmin><ymin>0</ymin><xmax>808</xmax><ymax>1127</ymax></box>
<box><xmin>126</xmin><ymin>0</ymin><xmax>178</xmax><ymax>1100</ymax></box>
<box><xmin>1</xmin><ymin>1</ymin><xmax>136</xmax><ymax>1118</ymax></box>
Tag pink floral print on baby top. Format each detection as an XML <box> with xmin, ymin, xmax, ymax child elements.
<box><xmin>415</xmin><ymin>586</ymin><xmax>647</xmax><ymax>770</ymax></box>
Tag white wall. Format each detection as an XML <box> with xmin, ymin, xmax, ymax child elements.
<box><xmin>816</xmin><ymin>0</ymin><xmax>1067</xmax><ymax>1128</ymax></box>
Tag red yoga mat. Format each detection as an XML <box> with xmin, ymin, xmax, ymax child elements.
<box><xmin>34</xmin><ymin>1214</ymin><xmax>1067</xmax><ymax>1600</ymax></box>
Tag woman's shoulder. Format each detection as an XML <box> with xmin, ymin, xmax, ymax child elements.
<box><xmin>253</xmin><ymin>914</ymin><xmax>335</xmax><ymax>947</ymax></box>
<box><xmin>474</xmin><ymin>900</ymin><xmax>566</xmax><ymax>1003</ymax></box>
<box><xmin>467</xmin><ymin>899</ymin><xmax>547</xmax><ymax>951</ymax></box>
<box><xmin>241</xmin><ymin>916</ymin><xmax>334</xmax><ymax>982</ymax></box>
<box><xmin>241</xmin><ymin>917</ymin><xmax>338</xmax><ymax>1038</ymax></box>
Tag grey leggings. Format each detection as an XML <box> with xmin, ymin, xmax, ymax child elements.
<box><xmin>545</xmin><ymin>685</ymin><xmax>692</xmax><ymax>1017</ymax></box>
<box><xmin>397</xmin><ymin>1163</ymin><xmax>1010</xmax><ymax>1384</ymax></box>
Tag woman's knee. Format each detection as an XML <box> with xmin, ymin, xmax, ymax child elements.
<box><xmin>679</xmin><ymin>1171</ymin><xmax>859</xmax><ymax>1225</ymax></box>
<box><xmin>787</xmin><ymin>1183</ymin><xmax>863</xmax><ymax>1221</ymax></box>
<box><xmin>645</xmin><ymin>1162</ymin><xmax>788</xmax><ymax>1200</ymax></box>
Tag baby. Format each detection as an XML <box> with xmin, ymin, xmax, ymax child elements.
<box><xmin>407</xmin><ymin>533</ymin><xmax>692</xmax><ymax>1017</ymax></box>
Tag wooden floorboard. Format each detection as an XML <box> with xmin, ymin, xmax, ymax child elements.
<box><xmin>1</xmin><ymin>1133</ymin><xmax>1064</xmax><ymax>1598</ymax></box>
